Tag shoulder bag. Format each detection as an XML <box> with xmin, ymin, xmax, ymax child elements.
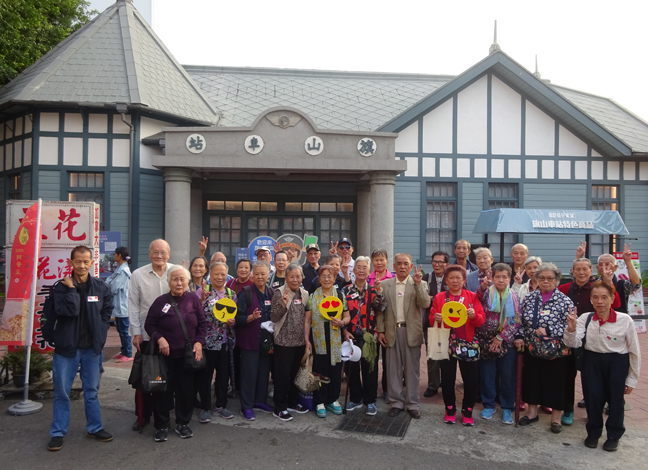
<box><xmin>445</xmin><ymin>291</ymin><xmax>481</xmax><ymax>362</ymax></box>
<box><xmin>294</xmin><ymin>352</ymin><xmax>330</xmax><ymax>393</ymax></box>
<box><xmin>527</xmin><ymin>295</ymin><xmax>571</xmax><ymax>360</ymax></box>
<box><xmin>167</xmin><ymin>294</ymin><xmax>206</xmax><ymax>370</ymax></box>
<box><xmin>129</xmin><ymin>339</ymin><xmax>168</xmax><ymax>393</ymax></box>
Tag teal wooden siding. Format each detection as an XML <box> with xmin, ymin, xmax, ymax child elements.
<box><xmin>38</xmin><ymin>170</ymin><xmax>61</xmax><ymax>201</ymax></box>
<box><xmin>137</xmin><ymin>173</ymin><xmax>164</xmax><ymax>266</ymax></box>
<box><xmin>522</xmin><ymin>183</ymin><xmax>588</xmax><ymax>273</ymax></box>
<box><xmin>623</xmin><ymin>185</ymin><xmax>648</xmax><ymax>265</ymax></box>
<box><xmin>110</xmin><ymin>172</ymin><xmax>130</xmax><ymax>248</ymax></box>
<box><xmin>22</xmin><ymin>171</ymin><xmax>31</xmax><ymax>199</ymax></box>
<box><xmin>394</xmin><ymin>181</ymin><xmax>422</xmax><ymax>266</ymax></box>
<box><xmin>0</xmin><ymin>177</ymin><xmax>5</xmax><ymax>246</ymax></box>
<box><xmin>460</xmin><ymin>182</ymin><xmax>484</xmax><ymax>245</ymax></box>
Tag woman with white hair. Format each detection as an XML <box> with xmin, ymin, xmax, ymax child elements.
<box><xmin>145</xmin><ymin>265</ymin><xmax>207</xmax><ymax>442</ymax></box>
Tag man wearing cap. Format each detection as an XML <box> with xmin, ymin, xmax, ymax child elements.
<box><xmin>302</xmin><ymin>243</ymin><xmax>321</xmax><ymax>292</ymax></box>
<box><xmin>330</xmin><ymin>238</ymin><xmax>355</xmax><ymax>282</ymax></box>
<box><xmin>255</xmin><ymin>246</ymin><xmax>276</xmax><ymax>274</ymax></box>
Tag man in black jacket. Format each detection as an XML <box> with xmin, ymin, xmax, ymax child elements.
<box><xmin>421</xmin><ymin>251</ymin><xmax>450</xmax><ymax>397</ymax></box>
<box><xmin>46</xmin><ymin>246</ymin><xmax>113</xmax><ymax>451</ymax></box>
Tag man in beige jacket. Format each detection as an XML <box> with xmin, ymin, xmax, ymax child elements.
<box><xmin>376</xmin><ymin>253</ymin><xmax>430</xmax><ymax>419</ymax></box>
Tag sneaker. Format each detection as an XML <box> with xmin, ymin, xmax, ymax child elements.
<box><xmin>603</xmin><ymin>438</ymin><xmax>619</xmax><ymax>452</ymax></box>
<box><xmin>346</xmin><ymin>401</ymin><xmax>362</xmax><ymax>412</ymax></box>
<box><xmin>561</xmin><ymin>412</ymin><xmax>574</xmax><ymax>426</ymax></box>
<box><xmin>199</xmin><ymin>410</ymin><xmax>212</xmax><ymax>423</ymax></box>
<box><xmin>273</xmin><ymin>411</ymin><xmax>293</xmax><ymax>421</ymax></box>
<box><xmin>584</xmin><ymin>436</ymin><xmax>599</xmax><ymax>448</ymax></box>
<box><xmin>444</xmin><ymin>406</ymin><xmax>456</xmax><ymax>424</ymax></box>
<box><xmin>423</xmin><ymin>388</ymin><xmax>437</xmax><ymax>398</ymax></box>
<box><xmin>326</xmin><ymin>401</ymin><xmax>343</xmax><ymax>415</ymax></box>
<box><xmin>47</xmin><ymin>436</ymin><xmax>64</xmax><ymax>451</ymax></box>
<box><xmin>87</xmin><ymin>429</ymin><xmax>113</xmax><ymax>442</ymax></box>
<box><xmin>502</xmin><ymin>409</ymin><xmax>514</xmax><ymax>425</ymax></box>
<box><xmin>287</xmin><ymin>404</ymin><xmax>309</xmax><ymax>414</ymax></box>
<box><xmin>175</xmin><ymin>424</ymin><xmax>193</xmax><ymax>439</ymax></box>
<box><xmin>120</xmin><ymin>356</ymin><xmax>134</xmax><ymax>363</ymax></box>
<box><xmin>253</xmin><ymin>402</ymin><xmax>273</xmax><ymax>413</ymax></box>
<box><xmin>154</xmin><ymin>428</ymin><xmax>168</xmax><ymax>442</ymax></box>
<box><xmin>112</xmin><ymin>353</ymin><xmax>124</xmax><ymax>361</ymax></box>
<box><xmin>317</xmin><ymin>404</ymin><xmax>326</xmax><ymax>418</ymax></box>
<box><xmin>481</xmin><ymin>408</ymin><xmax>495</xmax><ymax>420</ymax></box>
<box><xmin>240</xmin><ymin>409</ymin><xmax>256</xmax><ymax>421</ymax></box>
<box><xmin>577</xmin><ymin>399</ymin><xmax>586</xmax><ymax>408</ymax></box>
<box><xmin>541</xmin><ymin>406</ymin><xmax>552</xmax><ymax>414</ymax></box>
<box><xmin>462</xmin><ymin>408</ymin><xmax>475</xmax><ymax>426</ymax></box>
<box><xmin>213</xmin><ymin>407</ymin><xmax>233</xmax><ymax>419</ymax></box>
<box><xmin>366</xmin><ymin>403</ymin><xmax>377</xmax><ymax>416</ymax></box>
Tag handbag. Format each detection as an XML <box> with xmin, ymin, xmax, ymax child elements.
<box><xmin>168</xmin><ymin>294</ymin><xmax>206</xmax><ymax>371</ymax></box>
<box><xmin>527</xmin><ymin>296</ymin><xmax>571</xmax><ymax>360</ymax></box>
<box><xmin>427</xmin><ymin>322</ymin><xmax>450</xmax><ymax>361</ymax></box>
<box><xmin>129</xmin><ymin>340</ymin><xmax>168</xmax><ymax>393</ymax></box>
<box><xmin>475</xmin><ymin>329</ymin><xmax>508</xmax><ymax>360</ymax></box>
<box><xmin>294</xmin><ymin>352</ymin><xmax>330</xmax><ymax>393</ymax></box>
<box><xmin>444</xmin><ymin>291</ymin><xmax>480</xmax><ymax>362</ymax></box>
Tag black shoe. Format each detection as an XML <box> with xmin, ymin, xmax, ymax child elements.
<box><xmin>154</xmin><ymin>428</ymin><xmax>168</xmax><ymax>442</ymax></box>
<box><xmin>47</xmin><ymin>436</ymin><xmax>64</xmax><ymax>451</ymax></box>
<box><xmin>550</xmin><ymin>422</ymin><xmax>563</xmax><ymax>434</ymax></box>
<box><xmin>584</xmin><ymin>437</ymin><xmax>599</xmax><ymax>448</ymax></box>
<box><xmin>577</xmin><ymin>399</ymin><xmax>586</xmax><ymax>408</ymax></box>
<box><xmin>388</xmin><ymin>407</ymin><xmax>402</xmax><ymax>417</ymax></box>
<box><xmin>423</xmin><ymin>388</ymin><xmax>437</xmax><ymax>398</ymax></box>
<box><xmin>87</xmin><ymin>429</ymin><xmax>113</xmax><ymax>442</ymax></box>
<box><xmin>175</xmin><ymin>424</ymin><xmax>193</xmax><ymax>439</ymax></box>
<box><xmin>603</xmin><ymin>438</ymin><xmax>619</xmax><ymax>452</ymax></box>
<box><xmin>132</xmin><ymin>418</ymin><xmax>150</xmax><ymax>432</ymax></box>
<box><xmin>518</xmin><ymin>415</ymin><xmax>540</xmax><ymax>426</ymax></box>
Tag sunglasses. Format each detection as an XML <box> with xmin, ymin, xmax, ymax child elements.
<box><xmin>215</xmin><ymin>304</ymin><xmax>236</xmax><ymax>314</ymax></box>
<box><xmin>338</xmin><ymin>245</ymin><xmax>351</xmax><ymax>250</ymax></box>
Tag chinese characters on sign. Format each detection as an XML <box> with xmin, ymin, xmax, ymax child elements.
<box><xmin>245</xmin><ymin>135</ymin><xmax>264</xmax><ymax>155</ymax></box>
<box><xmin>186</xmin><ymin>134</ymin><xmax>206</xmax><ymax>154</ymax></box>
<box><xmin>305</xmin><ymin>136</ymin><xmax>324</xmax><ymax>156</ymax></box>
<box><xmin>357</xmin><ymin>138</ymin><xmax>376</xmax><ymax>157</ymax></box>
<box><xmin>531</xmin><ymin>211</ymin><xmax>595</xmax><ymax>229</ymax></box>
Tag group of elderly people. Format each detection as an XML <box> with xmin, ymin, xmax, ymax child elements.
<box><xmin>130</xmin><ymin>236</ymin><xmax>641</xmax><ymax>452</ymax></box>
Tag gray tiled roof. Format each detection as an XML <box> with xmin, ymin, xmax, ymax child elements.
<box><xmin>186</xmin><ymin>65</ymin><xmax>648</xmax><ymax>153</ymax></box>
<box><xmin>0</xmin><ymin>0</ymin><xmax>219</xmax><ymax>125</ymax></box>
<box><xmin>186</xmin><ymin>66</ymin><xmax>450</xmax><ymax>131</ymax></box>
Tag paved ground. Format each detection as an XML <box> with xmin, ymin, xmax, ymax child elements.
<box><xmin>1</xmin><ymin>326</ymin><xmax>647</xmax><ymax>469</ymax></box>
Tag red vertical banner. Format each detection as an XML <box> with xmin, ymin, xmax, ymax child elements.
<box><xmin>0</xmin><ymin>202</ymin><xmax>42</xmax><ymax>345</ymax></box>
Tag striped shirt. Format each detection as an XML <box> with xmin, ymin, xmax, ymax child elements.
<box><xmin>564</xmin><ymin>309</ymin><xmax>641</xmax><ymax>388</ymax></box>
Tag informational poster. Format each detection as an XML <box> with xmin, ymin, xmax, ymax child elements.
<box><xmin>613</xmin><ymin>252</ymin><xmax>646</xmax><ymax>334</ymax></box>
<box><xmin>243</xmin><ymin>234</ymin><xmax>318</xmax><ymax>265</ymax></box>
<box><xmin>5</xmin><ymin>201</ymin><xmax>100</xmax><ymax>351</ymax></box>
<box><xmin>99</xmin><ymin>231</ymin><xmax>122</xmax><ymax>278</ymax></box>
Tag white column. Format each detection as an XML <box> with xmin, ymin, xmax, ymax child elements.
<box><xmin>356</xmin><ymin>181</ymin><xmax>371</xmax><ymax>257</ymax></box>
<box><xmin>164</xmin><ymin>167</ymin><xmax>193</xmax><ymax>265</ymax></box>
<box><xmin>190</xmin><ymin>180</ymin><xmax>203</xmax><ymax>259</ymax></box>
<box><xmin>370</xmin><ymin>171</ymin><xmax>397</xmax><ymax>263</ymax></box>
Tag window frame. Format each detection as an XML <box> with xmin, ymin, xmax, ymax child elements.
<box><xmin>424</xmin><ymin>182</ymin><xmax>458</xmax><ymax>259</ymax></box>
<box><xmin>487</xmin><ymin>183</ymin><xmax>519</xmax><ymax>261</ymax></box>
<box><xmin>590</xmin><ymin>184</ymin><xmax>620</xmax><ymax>256</ymax></box>
<box><xmin>67</xmin><ymin>171</ymin><xmax>105</xmax><ymax>229</ymax></box>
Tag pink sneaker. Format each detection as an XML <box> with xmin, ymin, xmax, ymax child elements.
<box><xmin>120</xmin><ymin>356</ymin><xmax>134</xmax><ymax>362</ymax></box>
<box><xmin>113</xmin><ymin>354</ymin><xmax>124</xmax><ymax>361</ymax></box>
<box><xmin>444</xmin><ymin>406</ymin><xmax>456</xmax><ymax>424</ymax></box>
<box><xmin>462</xmin><ymin>408</ymin><xmax>475</xmax><ymax>426</ymax></box>
<box><xmin>541</xmin><ymin>406</ymin><xmax>553</xmax><ymax>414</ymax></box>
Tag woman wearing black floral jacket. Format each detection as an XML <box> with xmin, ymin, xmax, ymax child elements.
<box><xmin>342</xmin><ymin>256</ymin><xmax>386</xmax><ymax>416</ymax></box>
<box><xmin>515</xmin><ymin>262</ymin><xmax>574</xmax><ymax>434</ymax></box>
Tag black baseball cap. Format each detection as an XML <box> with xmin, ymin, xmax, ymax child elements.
<box><xmin>337</xmin><ymin>238</ymin><xmax>353</xmax><ymax>246</ymax></box>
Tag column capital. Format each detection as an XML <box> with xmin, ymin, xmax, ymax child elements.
<box><xmin>369</xmin><ymin>171</ymin><xmax>397</xmax><ymax>186</ymax></box>
<box><xmin>163</xmin><ymin>167</ymin><xmax>193</xmax><ymax>184</ymax></box>
<box><xmin>356</xmin><ymin>180</ymin><xmax>371</xmax><ymax>192</ymax></box>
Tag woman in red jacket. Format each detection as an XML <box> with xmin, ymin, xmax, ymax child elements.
<box><xmin>430</xmin><ymin>265</ymin><xmax>485</xmax><ymax>426</ymax></box>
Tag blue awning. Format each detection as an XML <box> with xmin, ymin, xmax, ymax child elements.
<box><xmin>472</xmin><ymin>209</ymin><xmax>629</xmax><ymax>235</ymax></box>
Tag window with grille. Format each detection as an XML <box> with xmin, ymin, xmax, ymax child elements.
<box><xmin>590</xmin><ymin>185</ymin><xmax>619</xmax><ymax>257</ymax></box>
<box><xmin>68</xmin><ymin>172</ymin><xmax>104</xmax><ymax>227</ymax></box>
<box><xmin>209</xmin><ymin>216</ymin><xmax>242</xmax><ymax>257</ymax></box>
<box><xmin>488</xmin><ymin>183</ymin><xmax>518</xmax><ymax>260</ymax></box>
<box><xmin>425</xmin><ymin>183</ymin><xmax>457</xmax><ymax>257</ymax></box>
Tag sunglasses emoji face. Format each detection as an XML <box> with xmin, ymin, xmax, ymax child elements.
<box><xmin>213</xmin><ymin>297</ymin><xmax>238</xmax><ymax>322</ymax></box>
<box><xmin>441</xmin><ymin>301</ymin><xmax>468</xmax><ymax>328</ymax></box>
<box><xmin>318</xmin><ymin>296</ymin><xmax>343</xmax><ymax>322</ymax></box>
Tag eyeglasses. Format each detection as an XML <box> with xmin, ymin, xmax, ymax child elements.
<box><xmin>537</xmin><ymin>276</ymin><xmax>556</xmax><ymax>282</ymax></box>
<box><xmin>320</xmin><ymin>275</ymin><xmax>335</xmax><ymax>280</ymax></box>
<box><xmin>338</xmin><ymin>245</ymin><xmax>351</xmax><ymax>250</ymax></box>
<box><xmin>150</xmin><ymin>251</ymin><xmax>168</xmax><ymax>257</ymax></box>
<box><xmin>431</xmin><ymin>261</ymin><xmax>447</xmax><ymax>265</ymax></box>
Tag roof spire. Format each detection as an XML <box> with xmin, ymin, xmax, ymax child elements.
<box><xmin>489</xmin><ymin>20</ymin><xmax>501</xmax><ymax>55</ymax></box>
<box><xmin>533</xmin><ymin>55</ymin><xmax>541</xmax><ymax>79</ymax></box>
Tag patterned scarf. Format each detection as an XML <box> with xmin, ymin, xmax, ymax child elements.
<box><xmin>488</xmin><ymin>285</ymin><xmax>515</xmax><ymax>331</ymax></box>
<box><xmin>310</xmin><ymin>287</ymin><xmax>346</xmax><ymax>365</ymax></box>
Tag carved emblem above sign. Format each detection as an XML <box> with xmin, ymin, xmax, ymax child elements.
<box><xmin>304</xmin><ymin>136</ymin><xmax>324</xmax><ymax>156</ymax></box>
<box><xmin>245</xmin><ymin>135</ymin><xmax>264</xmax><ymax>155</ymax></box>
<box><xmin>266</xmin><ymin>111</ymin><xmax>302</xmax><ymax>128</ymax></box>
<box><xmin>357</xmin><ymin>138</ymin><xmax>376</xmax><ymax>157</ymax></box>
<box><xmin>186</xmin><ymin>134</ymin><xmax>206</xmax><ymax>154</ymax></box>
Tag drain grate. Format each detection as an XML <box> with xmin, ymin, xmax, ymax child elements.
<box><xmin>336</xmin><ymin>410</ymin><xmax>411</xmax><ymax>437</ymax></box>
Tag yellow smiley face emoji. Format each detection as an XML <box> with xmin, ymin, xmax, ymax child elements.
<box><xmin>213</xmin><ymin>297</ymin><xmax>237</xmax><ymax>322</ymax></box>
<box><xmin>318</xmin><ymin>296</ymin><xmax>343</xmax><ymax>329</ymax></box>
<box><xmin>442</xmin><ymin>301</ymin><xmax>468</xmax><ymax>328</ymax></box>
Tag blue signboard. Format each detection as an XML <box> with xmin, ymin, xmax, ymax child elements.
<box><xmin>235</xmin><ymin>247</ymin><xmax>249</xmax><ymax>264</ymax></box>
<box><xmin>99</xmin><ymin>231</ymin><xmax>122</xmax><ymax>278</ymax></box>
<box><xmin>248</xmin><ymin>236</ymin><xmax>276</xmax><ymax>262</ymax></box>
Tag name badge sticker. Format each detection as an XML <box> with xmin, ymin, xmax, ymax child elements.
<box><xmin>272</xmin><ymin>282</ymin><xmax>280</xmax><ymax>287</ymax></box>
<box><xmin>264</xmin><ymin>300</ymin><xmax>272</xmax><ymax>306</ymax></box>
<box><xmin>294</xmin><ymin>299</ymin><xmax>302</xmax><ymax>305</ymax></box>
<box><xmin>350</xmin><ymin>293</ymin><xmax>359</xmax><ymax>299</ymax></box>
<box><xmin>540</xmin><ymin>310</ymin><xmax>550</xmax><ymax>315</ymax></box>
<box><xmin>209</xmin><ymin>298</ymin><xmax>216</xmax><ymax>305</ymax></box>
<box><xmin>398</xmin><ymin>291</ymin><xmax>404</xmax><ymax>297</ymax></box>
<box><xmin>87</xmin><ymin>296</ymin><xmax>99</xmax><ymax>302</ymax></box>
<box><xmin>162</xmin><ymin>303</ymin><xmax>171</xmax><ymax>313</ymax></box>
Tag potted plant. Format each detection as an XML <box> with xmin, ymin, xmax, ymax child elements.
<box><xmin>1</xmin><ymin>348</ymin><xmax>53</xmax><ymax>387</ymax></box>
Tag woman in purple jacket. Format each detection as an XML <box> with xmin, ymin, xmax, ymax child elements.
<box><xmin>145</xmin><ymin>265</ymin><xmax>207</xmax><ymax>443</ymax></box>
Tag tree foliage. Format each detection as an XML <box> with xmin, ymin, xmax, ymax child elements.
<box><xmin>0</xmin><ymin>0</ymin><xmax>97</xmax><ymax>86</ymax></box>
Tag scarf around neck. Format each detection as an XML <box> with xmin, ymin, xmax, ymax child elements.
<box><xmin>488</xmin><ymin>285</ymin><xmax>515</xmax><ymax>331</ymax></box>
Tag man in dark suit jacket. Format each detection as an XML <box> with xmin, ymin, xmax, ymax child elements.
<box><xmin>421</xmin><ymin>251</ymin><xmax>450</xmax><ymax>397</ymax></box>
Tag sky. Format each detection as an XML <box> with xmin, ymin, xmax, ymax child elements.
<box><xmin>93</xmin><ymin>0</ymin><xmax>648</xmax><ymax>122</ymax></box>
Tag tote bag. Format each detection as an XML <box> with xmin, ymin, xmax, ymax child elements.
<box><xmin>427</xmin><ymin>322</ymin><xmax>450</xmax><ymax>361</ymax></box>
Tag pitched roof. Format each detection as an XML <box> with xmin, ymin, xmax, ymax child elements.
<box><xmin>185</xmin><ymin>56</ymin><xmax>648</xmax><ymax>155</ymax></box>
<box><xmin>0</xmin><ymin>0</ymin><xmax>219</xmax><ymax>125</ymax></box>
